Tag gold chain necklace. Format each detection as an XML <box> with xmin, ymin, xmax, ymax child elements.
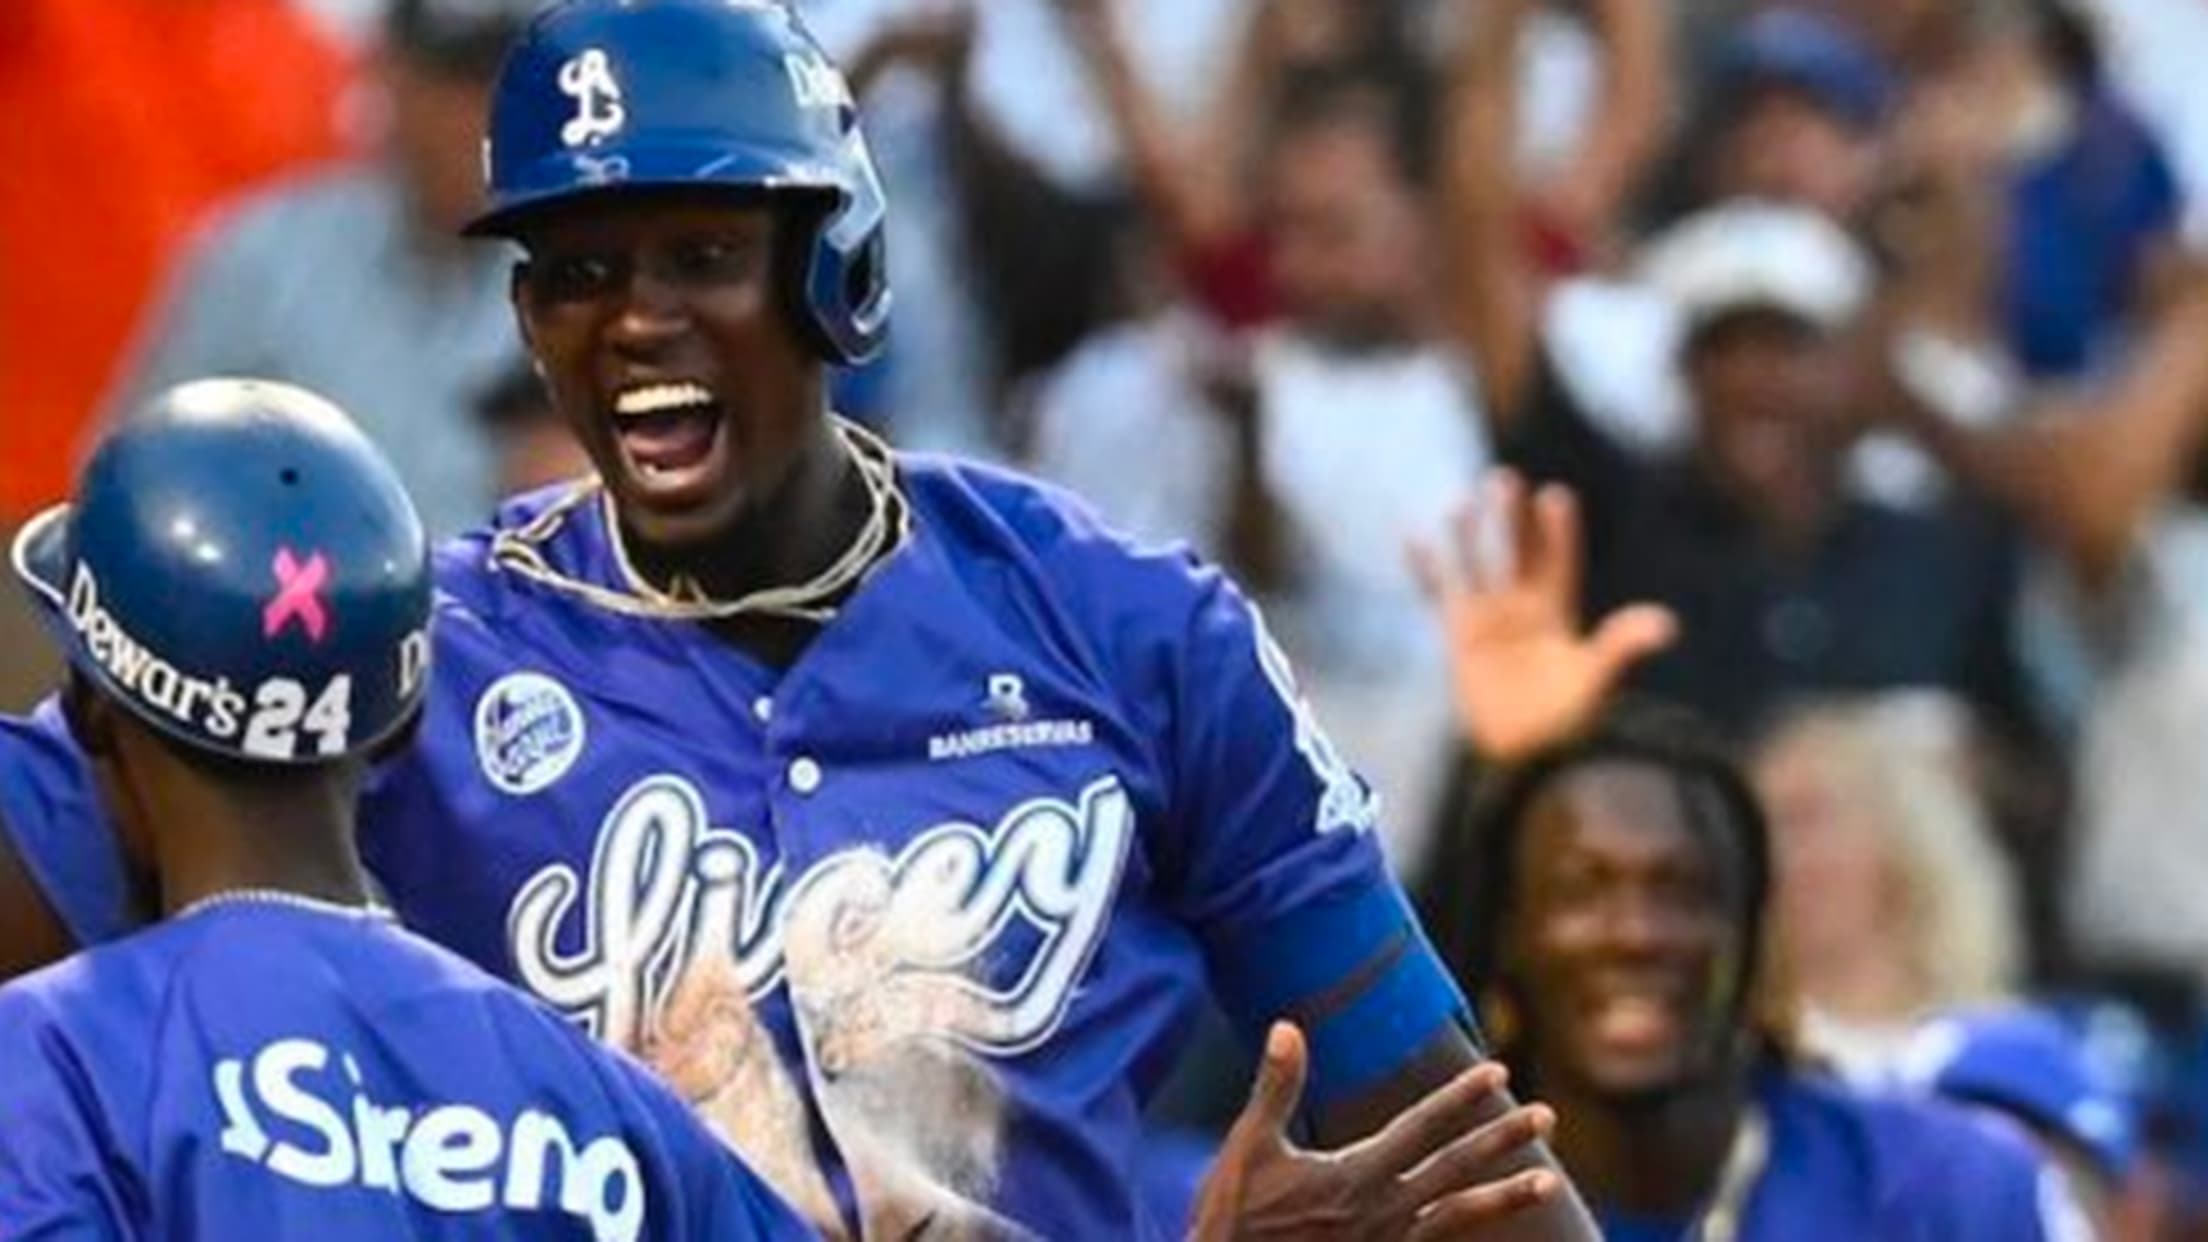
<box><xmin>490</xmin><ymin>418</ymin><xmax>911</xmax><ymax>623</ymax></box>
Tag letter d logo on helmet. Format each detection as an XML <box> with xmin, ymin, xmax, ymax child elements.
<box><xmin>467</xmin><ymin>0</ymin><xmax>893</xmax><ymax>366</ymax></box>
<box><xmin>11</xmin><ymin>379</ymin><xmax>433</xmax><ymax>765</ymax></box>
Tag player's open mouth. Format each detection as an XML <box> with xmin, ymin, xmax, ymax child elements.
<box><xmin>610</xmin><ymin>381</ymin><xmax>727</xmax><ymax>506</ymax></box>
<box><xmin>1585</xmin><ymin>994</ymin><xmax>1682</xmax><ymax>1055</ymax></box>
<box><xmin>1578</xmin><ymin>972</ymin><xmax>1692</xmax><ymax>1061</ymax></box>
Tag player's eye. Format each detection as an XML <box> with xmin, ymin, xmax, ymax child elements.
<box><xmin>666</xmin><ymin>236</ymin><xmax>765</xmax><ymax>285</ymax></box>
<box><xmin>531</xmin><ymin>253</ymin><xmax>621</xmax><ymax>303</ymax></box>
<box><xmin>1655</xmin><ymin>866</ymin><xmax>1717</xmax><ymax>908</ymax></box>
<box><xmin>1541</xmin><ymin>861</ymin><xmax>1611</xmax><ymax>909</ymax></box>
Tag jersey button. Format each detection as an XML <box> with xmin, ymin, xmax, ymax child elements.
<box><xmin>752</xmin><ymin>696</ymin><xmax>774</xmax><ymax>723</ymax></box>
<box><xmin>788</xmin><ymin>756</ymin><xmax>823</xmax><ymax>795</ymax></box>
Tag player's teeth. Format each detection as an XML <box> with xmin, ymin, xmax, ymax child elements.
<box><xmin>614</xmin><ymin>382</ymin><xmax>714</xmax><ymax>416</ymax></box>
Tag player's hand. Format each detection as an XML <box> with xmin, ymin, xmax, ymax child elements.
<box><xmin>861</xmin><ymin>1</ymin><xmax>976</xmax><ymax>81</ymax></box>
<box><xmin>1251</xmin><ymin>0</ymin><xmax>1364</xmax><ymax>71</ymax></box>
<box><xmin>641</xmin><ymin>953</ymin><xmax>758</xmax><ymax>1102</ymax></box>
<box><xmin>1187</xmin><ymin>1024</ymin><xmax>1561</xmax><ymax>1241</ymax></box>
<box><xmin>1410</xmin><ymin>469</ymin><xmax>1675</xmax><ymax>764</ymax></box>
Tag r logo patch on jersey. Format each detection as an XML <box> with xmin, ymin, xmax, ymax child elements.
<box><xmin>928</xmin><ymin>674</ymin><xmax>1093</xmax><ymax>762</ymax></box>
<box><xmin>984</xmin><ymin>674</ymin><xmax>1029</xmax><ymax>722</ymax></box>
<box><xmin>476</xmin><ymin>672</ymin><xmax>587</xmax><ymax>795</ymax></box>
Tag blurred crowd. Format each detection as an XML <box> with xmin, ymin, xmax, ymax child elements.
<box><xmin>16</xmin><ymin>0</ymin><xmax>2208</xmax><ymax>1234</ymax></box>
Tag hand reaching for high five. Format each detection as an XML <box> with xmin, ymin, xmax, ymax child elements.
<box><xmin>1411</xmin><ymin>470</ymin><xmax>1677</xmax><ymax>764</ymax></box>
<box><xmin>1189</xmin><ymin>1025</ymin><xmax>1561</xmax><ymax>1241</ymax></box>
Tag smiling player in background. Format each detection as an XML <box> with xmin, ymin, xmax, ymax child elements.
<box><xmin>1413</xmin><ymin>484</ymin><xmax>2081</xmax><ymax>1240</ymax></box>
<box><xmin>0</xmin><ymin>379</ymin><xmax>811</xmax><ymax>1240</ymax></box>
<box><xmin>0</xmin><ymin>2</ymin><xmax>1593</xmax><ymax>1238</ymax></box>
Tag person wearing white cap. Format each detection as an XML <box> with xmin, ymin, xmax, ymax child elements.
<box><xmin>1447</xmin><ymin>196</ymin><xmax>2031</xmax><ymax>743</ymax></box>
<box><xmin>1633</xmin><ymin>202</ymin><xmax>1873</xmax><ymax>344</ymax></box>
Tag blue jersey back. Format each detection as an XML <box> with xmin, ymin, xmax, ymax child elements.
<box><xmin>0</xmin><ymin>904</ymin><xmax>811</xmax><ymax>1240</ymax></box>
<box><xmin>3</xmin><ymin>455</ymin><xmax>1467</xmax><ymax>1239</ymax></box>
<box><xmin>1597</xmin><ymin>1072</ymin><xmax>2058</xmax><ymax>1241</ymax></box>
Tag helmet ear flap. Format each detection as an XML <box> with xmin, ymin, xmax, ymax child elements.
<box><xmin>824</xmin><ymin>223</ymin><xmax>891</xmax><ymax>365</ymax></box>
<box><xmin>786</xmin><ymin>200</ymin><xmax>890</xmax><ymax>366</ymax></box>
<box><xmin>793</xmin><ymin>107</ymin><xmax>890</xmax><ymax>365</ymax></box>
<box><xmin>843</xmin><ymin>229</ymin><xmax>886</xmax><ymax>327</ymax></box>
<box><xmin>772</xmin><ymin>199</ymin><xmax>845</xmax><ymax>363</ymax></box>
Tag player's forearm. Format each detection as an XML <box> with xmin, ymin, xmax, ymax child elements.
<box><xmin>1063</xmin><ymin>3</ymin><xmax>1242</xmax><ymax>254</ymax></box>
<box><xmin>1313</xmin><ymin>1029</ymin><xmax>1601</xmax><ymax>1240</ymax></box>
<box><xmin>1438</xmin><ymin>0</ymin><xmax>1540</xmax><ymax>425</ymax></box>
<box><xmin>1879</xmin><ymin>162</ymin><xmax>2006</xmax><ymax>346</ymax></box>
<box><xmin>1548</xmin><ymin>0</ymin><xmax>1672</xmax><ymax>236</ymax></box>
<box><xmin>2040</xmin><ymin>291</ymin><xmax>2208</xmax><ymax>586</ymax></box>
<box><xmin>1887</xmin><ymin>283</ymin><xmax>2208</xmax><ymax>589</ymax></box>
<box><xmin>1199</xmin><ymin>1</ymin><xmax>1290</xmax><ymax>230</ymax></box>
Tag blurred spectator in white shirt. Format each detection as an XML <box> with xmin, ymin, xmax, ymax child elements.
<box><xmin>109</xmin><ymin>0</ymin><xmax>543</xmax><ymax>536</ymax></box>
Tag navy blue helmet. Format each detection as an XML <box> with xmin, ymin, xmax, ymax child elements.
<box><xmin>466</xmin><ymin>0</ymin><xmax>893</xmax><ymax>365</ymax></box>
<box><xmin>12</xmin><ymin>379</ymin><xmax>432</xmax><ymax>765</ymax></box>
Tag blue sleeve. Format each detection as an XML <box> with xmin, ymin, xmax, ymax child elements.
<box><xmin>0</xmin><ymin>995</ymin><xmax>134</xmax><ymax>1240</ymax></box>
<box><xmin>1163</xmin><ymin>573</ymin><xmax>1470</xmax><ymax>1104</ymax></box>
<box><xmin>1892</xmin><ymin>1109</ymin><xmax>2057</xmax><ymax>1242</ymax></box>
<box><xmin>0</xmin><ymin>701</ymin><xmax>137</xmax><ymax>948</ymax></box>
<box><xmin>690</xmin><ymin>1149</ymin><xmax>822</xmax><ymax>1241</ymax></box>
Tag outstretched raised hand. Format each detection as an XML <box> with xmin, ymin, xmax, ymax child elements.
<box><xmin>1410</xmin><ymin>470</ymin><xmax>1676</xmax><ymax>763</ymax></box>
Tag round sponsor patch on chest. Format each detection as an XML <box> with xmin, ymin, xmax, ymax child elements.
<box><xmin>475</xmin><ymin>671</ymin><xmax>586</xmax><ymax>795</ymax></box>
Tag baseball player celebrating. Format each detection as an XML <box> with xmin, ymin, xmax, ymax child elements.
<box><xmin>0</xmin><ymin>379</ymin><xmax>812</xmax><ymax>1240</ymax></box>
<box><xmin>0</xmin><ymin>3</ymin><xmax>1594</xmax><ymax>1238</ymax></box>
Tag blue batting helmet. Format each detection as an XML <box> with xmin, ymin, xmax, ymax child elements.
<box><xmin>465</xmin><ymin>0</ymin><xmax>892</xmax><ymax>365</ymax></box>
<box><xmin>11</xmin><ymin>379</ymin><xmax>433</xmax><ymax>766</ymax></box>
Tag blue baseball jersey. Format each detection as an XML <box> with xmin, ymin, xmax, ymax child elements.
<box><xmin>1598</xmin><ymin>1071</ymin><xmax>2061</xmax><ymax>1242</ymax></box>
<box><xmin>1</xmin><ymin>452</ymin><xmax>1467</xmax><ymax>1239</ymax></box>
<box><xmin>0</xmin><ymin>902</ymin><xmax>812</xmax><ymax>1241</ymax></box>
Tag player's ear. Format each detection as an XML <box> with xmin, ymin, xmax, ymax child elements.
<box><xmin>509</xmin><ymin>261</ymin><xmax>556</xmax><ymax>383</ymax></box>
<box><xmin>59</xmin><ymin>671</ymin><xmax>116</xmax><ymax>759</ymax></box>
